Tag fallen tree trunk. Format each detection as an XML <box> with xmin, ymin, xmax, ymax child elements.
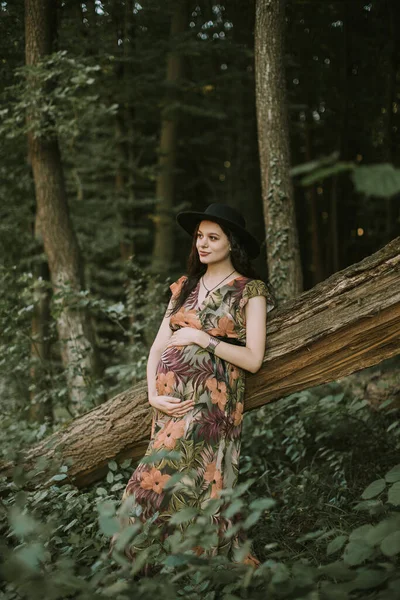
<box><xmin>1</xmin><ymin>237</ymin><xmax>399</xmax><ymax>490</ymax></box>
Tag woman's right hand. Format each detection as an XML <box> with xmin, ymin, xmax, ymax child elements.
<box><xmin>149</xmin><ymin>395</ymin><xmax>195</xmax><ymax>418</ymax></box>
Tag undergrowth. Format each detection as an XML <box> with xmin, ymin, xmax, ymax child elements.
<box><xmin>1</xmin><ymin>359</ymin><xmax>400</xmax><ymax>599</ymax></box>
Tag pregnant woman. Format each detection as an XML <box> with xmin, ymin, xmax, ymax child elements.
<box><xmin>110</xmin><ymin>203</ymin><xmax>276</xmax><ymax>568</ymax></box>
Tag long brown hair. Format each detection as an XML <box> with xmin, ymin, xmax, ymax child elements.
<box><xmin>168</xmin><ymin>221</ymin><xmax>276</xmax><ymax>316</ymax></box>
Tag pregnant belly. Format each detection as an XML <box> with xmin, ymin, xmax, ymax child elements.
<box><xmin>156</xmin><ymin>343</ymin><xmax>216</xmax><ymax>396</ymax></box>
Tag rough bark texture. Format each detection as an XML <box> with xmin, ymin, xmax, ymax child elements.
<box><xmin>25</xmin><ymin>0</ymin><xmax>101</xmax><ymax>408</ymax></box>
<box><xmin>255</xmin><ymin>0</ymin><xmax>303</xmax><ymax>299</ymax></box>
<box><xmin>1</xmin><ymin>237</ymin><xmax>399</xmax><ymax>490</ymax></box>
<box><xmin>151</xmin><ymin>0</ymin><xmax>187</xmax><ymax>274</ymax></box>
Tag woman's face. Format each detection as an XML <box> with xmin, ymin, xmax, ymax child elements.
<box><xmin>195</xmin><ymin>220</ymin><xmax>230</xmax><ymax>265</ymax></box>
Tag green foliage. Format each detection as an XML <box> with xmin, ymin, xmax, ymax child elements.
<box><xmin>0</xmin><ymin>50</ymin><xmax>117</xmax><ymax>141</ymax></box>
<box><xmin>1</xmin><ymin>368</ymin><xmax>400</xmax><ymax>599</ymax></box>
<box><xmin>0</xmin><ymin>260</ymin><xmax>170</xmax><ymax>422</ymax></box>
<box><xmin>293</xmin><ymin>156</ymin><xmax>400</xmax><ymax>198</ymax></box>
<box><xmin>352</xmin><ymin>163</ymin><xmax>400</xmax><ymax>198</ymax></box>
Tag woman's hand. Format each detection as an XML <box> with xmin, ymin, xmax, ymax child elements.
<box><xmin>149</xmin><ymin>394</ymin><xmax>195</xmax><ymax>418</ymax></box>
<box><xmin>166</xmin><ymin>328</ymin><xmax>208</xmax><ymax>348</ymax></box>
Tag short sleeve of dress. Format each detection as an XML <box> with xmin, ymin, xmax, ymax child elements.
<box><xmin>169</xmin><ymin>275</ymin><xmax>188</xmax><ymax>298</ymax></box>
<box><xmin>241</xmin><ymin>279</ymin><xmax>276</xmax><ymax>313</ymax></box>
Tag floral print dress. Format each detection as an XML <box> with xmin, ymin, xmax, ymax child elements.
<box><xmin>112</xmin><ymin>275</ymin><xmax>275</xmax><ymax>564</ymax></box>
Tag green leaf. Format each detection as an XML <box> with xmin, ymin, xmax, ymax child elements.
<box><xmin>343</xmin><ymin>541</ymin><xmax>374</xmax><ymax>566</ymax></box>
<box><xmin>249</xmin><ymin>498</ymin><xmax>276</xmax><ymax>511</ymax></box>
<box><xmin>164</xmin><ymin>553</ymin><xmax>191</xmax><ymax>567</ymax></box>
<box><xmin>97</xmin><ymin>500</ymin><xmax>116</xmax><ymax>517</ymax></box>
<box><xmin>353</xmin><ymin>499</ymin><xmax>383</xmax><ymax>513</ymax></box>
<box><xmin>388</xmin><ymin>481</ymin><xmax>400</xmax><ymax>506</ymax></box>
<box><xmin>290</xmin><ymin>151</ymin><xmax>339</xmax><ymax>176</ymax></box>
<box><xmin>15</xmin><ymin>543</ymin><xmax>45</xmax><ymax>571</ymax></box>
<box><xmin>64</xmin><ymin>519</ymin><xmax>78</xmax><ymax>531</ymax></box>
<box><xmin>365</xmin><ymin>516</ymin><xmax>400</xmax><ymax>546</ymax></box>
<box><xmin>319</xmin><ymin>561</ymin><xmax>355</xmax><ymax>581</ymax></box>
<box><xmin>162</xmin><ymin>471</ymin><xmax>185</xmax><ymax>490</ymax></box>
<box><xmin>110</xmin><ymin>482</ymin><xmax>125</xmax><ymax>492</ymax></box>
<box><xmin>327</xmin><ymin>535</ymin><xmax>348</xmax><ymax>556</ymax></box>
<box><xmin>387</xmin><ymin>420</ymin><xmax>399</xmax><ymax>432</ymax></box>
<box><xmin>9</xmin><ymin>509</ymin><xmax>39</xmax><ymax>538</ymax></box>
<box><xmin>296</xmin><ymin>529</ymin><xmax>326</xmax><ymax>543</ymax></box>
<box><xmin>381</xmin><ymin>531</ymin><xmax>400</xmax><ymax>557</ymax></box>
<box><xmin>243</xmin><ymin>511</ymin><xmax>261</xmax><ymax>530</ymax></box>
<box><xmin>349</xmin><ymin>524</ymin><xmax>373</xmax><ymax>542</ymax></box>
<box><xmin>385</xmin><ymin>464</ymin><xmax>400</xmax><ymax>483</ymax></box>
<box><xmin>352</xmin><ymin>163</ymin><xmax>400</xmax><ymax>198</ymax></box>
<box><xmin>50</xmin><ymin>473</ymin><xmax>67</xmax><ymax>481</ymax></box>
<box><xmin>114</xmin><ymin>524</ymin><xmax>141</xmax><ymax>552</ymax></box>
<box><xmin>270</xmin><ymin>563</ymin><xmax>290</xmax><ymax>585</ymax></box>
<box><xmin>169</xmin><ymin>507</ymin><xmax>198</xmax><ymax>525</ymax></box>
<box><xmin>106</xmin><ymin>471</ymin><xmax>114</xmax><ymax>484</ymax></box>
<box><xmin>223</xmin><ymin>499</ymin><xmax>243</xmax><ymax>519</ymax></box>
<box><xmin>102</xmin><ymin>581</ymin><xmax>129</xmax><ymax>597</ymax></box>
<box><xmin>300</xmin><ymin>162</ymin><xmax>355</xmax><ymax>186</ymax></box>
<box><xmin>108</xmin><ymin>460</ymin><xmax>118</xmax><ymax>472</ymax></box>
<box><xmin>350</xmin><ymin>569</ymin><xmax>388</xmax><ymax>590</ymax></box>
<box><xmin>99</xmin><ymin>515</ymin><xmax>119</xmax><ymax>537</ymax></box>
<box><xmin>361</xmin><ymin>479</ymin><xmax>386</xmax><ymax>499</ymax></box>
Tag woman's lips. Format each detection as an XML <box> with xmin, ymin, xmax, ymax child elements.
<box><xmin>199</xmin><ymin>251</ymin><xmax>210</xmax><ymax>256</ymax></box>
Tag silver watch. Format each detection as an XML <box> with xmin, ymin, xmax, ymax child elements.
<box><xmin>206</xmin><ymin>336</ymin><xmax>221</xmax><ymax>353</ymax></box>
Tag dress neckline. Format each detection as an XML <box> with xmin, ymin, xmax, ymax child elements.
<box><xmin>195</xmin><ymin>275</ymin><xmax>247</xmax><ymax>311</ymax></box>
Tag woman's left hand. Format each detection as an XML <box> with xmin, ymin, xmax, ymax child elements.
<box><xmin>167</xmin><ymin>328</ymin><xmax>206</xmax><ymax>348</ymax></box>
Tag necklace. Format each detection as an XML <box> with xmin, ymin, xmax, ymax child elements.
<box><xmin>201</xmin><ymin>269</ymin><xmax>236</xmax><ymax>297</ymax></box>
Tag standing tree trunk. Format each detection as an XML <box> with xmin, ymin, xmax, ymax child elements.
<box><xmin>254</xmin><ymin>0</ymin><xmax>303</xmax><ymax>301</ymax></box>
<box><xmin>151</xmin><ymin>0</ymin><xmax>187</xmax><ymax>275</ymax></box>
<box><xmin>25</xmin><ymin>0</ymin><xmax>102</xmax><ymax>411</ymax></box>
<box><xmin>29</xmin><ymin>213</ymin><xmax>53</xmax><ymax>422</ymax></box>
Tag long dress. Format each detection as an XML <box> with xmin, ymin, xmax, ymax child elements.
<box><xmin>110</xmin><ymin>275</ymin><xmax>275</xmax><ymax>565</ymax></box>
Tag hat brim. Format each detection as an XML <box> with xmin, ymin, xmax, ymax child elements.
<box><xmin>176</xmin><ymin>211</ymin><xmax>260</xmax><ymax>259</ymax></box>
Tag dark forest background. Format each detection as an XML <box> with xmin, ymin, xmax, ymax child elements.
<box><xmin>1</xmin><ymin>1</ymin><xmax>400</xmax><ymax>598</ymax></box>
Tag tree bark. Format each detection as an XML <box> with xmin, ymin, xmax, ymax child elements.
<box><xmin>2</xmin><ymin>236</ymin><xmax>399</xmax><ymax>490</ymax></box>
<box><xmin>29</xmin><ymin>212</ymin><xmax>53</xmax><ymax>422</ymax></box>
<box><xmin>254</xmin><ymin>0</ymin><xmax>303</xmax><ymax>300</ymax></box>
<box><xmin>25</xmin><ymin>0</ymin><xmax>102</xmax><ymax>409</ymax></box>
<box><xmin>151</xmin><ymin>0</ymin><xmax>187</xmax><ymax>274</ymax></box>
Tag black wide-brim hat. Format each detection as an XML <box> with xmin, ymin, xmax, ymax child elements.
<box><xmin>176</xmin><ymin>203</ymin><xmax>261</xmax><ymax>259</ymax></box>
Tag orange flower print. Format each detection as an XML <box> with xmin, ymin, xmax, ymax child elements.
<box><xmin>242</xmin><ymin>553</ymin><xmax>261</xmax><ymax>568</ymax></box>
<box><xmin>204</xmin><ymin>460</ymin><xmax>223</xmax><ymax>498</ymax></box>
<box><xmin>170</xmin><ymin>275</ymin><xmax>187</xmax><ymax>297</ymax></box>
<box><xmin>156</xmin><ymin>371</ymin><xmax>175</xmax><ymax>395</ymax></box>
<box><xmin>211</xmin><ymin>476</ymin><xmax>223</xmax><ymax>498</ymax></box>
<box><xmin>153</xmin><ymin>419</ymin><xmax>185</xmax><ymax>450</ymax></box>
<box><xmin>208</xmin><ymin>315</ymin><xmax>236</xmax><ymax>338</ymax></box>
<box><xmin>206</xmin><ymin>378</ymin><xmax>227</xmax><ymax>411</ymax></box>
<box><xmin>228</xmin><ymin>365</ymin><xmax>240</xmax><ymax>385</ymax></box>
<box><xmin>140</xmin><ymin>467</ymin><xmax>171</xmax><ymax>495</ymax></box>
<box><xmin>171</xmin><ymin>307</ymin><xmax>201</xmax><ymax>330</ymax></box>
<box><xmin>231</xmin><ymin>401</ymin><xmax>243</xmax><ymax>427</ymax></box>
